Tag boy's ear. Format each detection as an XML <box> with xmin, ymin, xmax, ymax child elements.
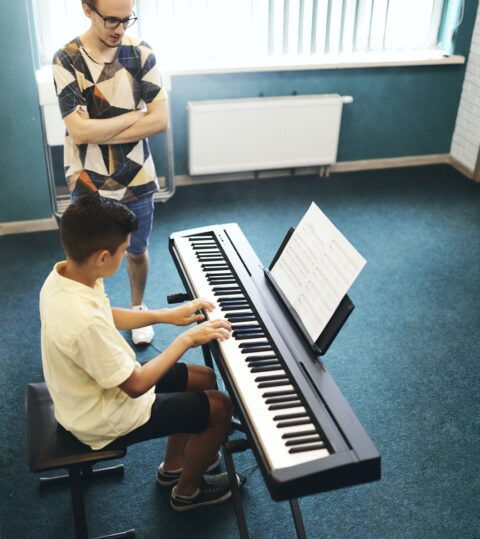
<box><xmin>94</xmin><ymin>249</ymin><xmax>110</xmax><ymax>267</ymax></box>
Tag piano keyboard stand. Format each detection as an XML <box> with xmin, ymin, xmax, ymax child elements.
<box><xmin>168</xmin><ymin>224</ymin><xmax>381</xmax><ymax>538</ymax></box>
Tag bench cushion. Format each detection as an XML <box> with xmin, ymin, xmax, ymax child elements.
<box><xmin>26</xmin><ymin>382</ymin><xmax>125</xmax><ymax>472</ymax></box>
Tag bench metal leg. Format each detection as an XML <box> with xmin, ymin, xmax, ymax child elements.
<box><xmin>38</xmin><ymin>465</ymin><xmax>134</xmax><ymax>539</ymax></box>
<box><xmin>69</xmin><ymin>466</ymin><xmax>89</xmax><ymax>539</ymax></box>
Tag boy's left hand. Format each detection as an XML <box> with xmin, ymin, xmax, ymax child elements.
<box><xmin>168</xmin><ymin>299</ymin><xmax>215</xmax><ymax>326</ymax></box>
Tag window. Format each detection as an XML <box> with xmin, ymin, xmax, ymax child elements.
<box><xmin>31</xmin><ymin>0</ymin><xmax>458</xmax><ymax>70</ymax></box>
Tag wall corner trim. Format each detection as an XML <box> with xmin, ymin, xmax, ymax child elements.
<box><xmin>448</xmin><ymin>155</ymin><xmax>475</xmax><ymax>181</ymax></box>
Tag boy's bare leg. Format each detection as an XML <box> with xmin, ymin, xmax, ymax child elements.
<box><xmin>163</xmin><ymin>365</ymin><xmax>217</xmax><ymax>471</ymax></box>
<box><xmin>175</xmin><ymin>390</ymin><xmax>233</xmax><ymax>496</ymax></box>
<box><xmin>127</xmin><ymin>250</ymin><xmax>149</xmax><ymax>306</ymax></box>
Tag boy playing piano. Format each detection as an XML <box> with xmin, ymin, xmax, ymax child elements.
<box><xmin>39</xmin><ymin>195</ymin><xmax>243</xmax><ymax>511</ymax></box>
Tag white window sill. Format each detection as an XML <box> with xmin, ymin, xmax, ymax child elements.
<box><xmin>36</xmin><ymin>50</ymin><xmax>465</xmax><ymax>101</ymax></box>
<box><xmin>160</xmin><ymin>50</ymin><xmax>465</xmax><ymax>89</ymax></box>
<box><xmin>164</xmin><ymin>50</ymin><xmax>463</xmax><ymax>74</ymax></box>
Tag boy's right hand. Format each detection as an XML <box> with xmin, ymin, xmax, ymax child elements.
<box><xmin>180</xmin><ymin>319</ymin><xmax>232</xmax><ymax>348</ymax></box>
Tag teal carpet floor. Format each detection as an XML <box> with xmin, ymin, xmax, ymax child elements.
<box><xmin>0</xmin><ymin>165</ymin><xmax>479</xmax><ymax>538</ymax></box>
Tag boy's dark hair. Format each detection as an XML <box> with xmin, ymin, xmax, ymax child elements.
<box><xmin>60</xmin><ymin>195</ymin><xmax>138</xmax><ymax>264</ymax></box>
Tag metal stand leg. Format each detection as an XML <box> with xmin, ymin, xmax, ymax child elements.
<box><xmin>289</xmin><ymin>498</ymin><xmax>307</xmax><ymax>539</ymax></box>
<box><xmin>223</xmin><ymin>439</ymin><xmax>250</xmax><ymax>539</ymax></box>
<box><xmin>201</xmin><ymin>343</ymin><xmax>215</xmax><ymax>371</ymax></box>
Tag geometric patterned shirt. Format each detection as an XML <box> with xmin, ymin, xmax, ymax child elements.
<box><xmin>52</xmin><ymin>35</ymin><xmax>166</xmax><ymax>202</ymax></box>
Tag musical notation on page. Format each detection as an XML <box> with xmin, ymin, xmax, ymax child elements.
<box><xmin>270</xmin><ymin>202</ymin><xmax>366</xmax><ymax>342</ymax></box>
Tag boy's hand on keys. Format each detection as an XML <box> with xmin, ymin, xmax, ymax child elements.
<box><xmin>181</xmin><ymin>319</ymin><xmax>232</xmax><ymax>348</ymax></box>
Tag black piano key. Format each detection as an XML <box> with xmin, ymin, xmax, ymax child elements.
<box><xmin>233</xmin><ymin>326</ymin><xmax>262</xmax><ymax>333</ymax></box>
<box><xmin>221</xmin><ymin>305</ymin><xmax>250</xmax><ymax>312</ymax></box>
<box><xmin>239</xmin><ymin>341</ymin><xmax>269</xmax><ymax>348</ymax></box>
<box><xmin>230</xmin><ymin>316</ymin><xmax>258</xmax><ymax>323</ymax></box>
<box><xmin>285</xmin><ymin>438</ymin><xmax>324</xmax><ymax>447</ymax></box>
<box><xmin>241</xmin><ymin>345</ymin><xmax>272</xmax><ymax>352</ymax></box>
<box><xmin>281</xmin><ymin>429</ymin><xmax>318</xmax><ymax>439</ymax></box>
<box><xmin>209</xmin><ymin>280</ymin><xmax>237</xmax><ymax>285</ymax></box>
<box><xmin>276</xmin><ymin>418</ymin><xmax>312</xmax><ymax>428</ymax></box>
<box><xmin>273</xmin><ymin>412</ymin><xmax>308</xmax><ymax>421</ymax></box>
<box><xmin>262</xmin><ymin>389</ymin><xmax>297</xmax><ymax>397</ymax></box>
<box><xmin>222</xmin><ymin>306</ymin><xmax>251</xmax><ymax>312</ymax></box>
<box><xmin>246</xmin><ymin>357</ymin><xmax>279</xmax><ymax>365</ymax></box>
<box><xmin>231</xmin><ymin>324</ymin><xmax>261</xmax><ymax>331</ymax></box>
<box><xmin>225</xmin><ymin>312</ymin><xmax>253</xmax><ymax>319</ymax></box>
<box><xmin>265</xmin><ymin>395</ymin><xmax>299</xmax><ymax>405</ymax></box>
<box><xmin>219</xmin><ymin>300</ymin><xmax>249</xmax><ymax>307</ymax></box>
<box><xmin>247</xmin><ymin>362</ymin><xmax>280</xmax><ymax>370</ymax></box>
<box><xmin>257</xmin><ymin>380</ymin><xmax>292</xmax><ymax>388</ymax></box>
<box><xmin>250</xmin><ymin>365</ymin><xmax>284</xmax><ymax>373</ymax></box>
<box><xmin>288</xmin><ymin>443</ymin><xmax>326</xmax><ymax>454</ymax></box>
<box><xmin>232</xmin><ymin>329</ymin><xmax>265</xmax><ymax>340</ymax></box>
<box><xmin>256</xmin><ymin>375</ymin><xmax>289</xmax><ymax>383</ymax></box>
<box><xmin>268</xmin><ymin>401</ymin><xmax>303</xmax><ymax>411</ymax></box>
<box><xmin>191</xmin><ymin>245</ymin><xmax>218</xmax><ymax>250</ymax></box>
<box><xmin>197</xmin><ymin>257</ymin><xmax>224</xmax><ymax>262</ymax></box>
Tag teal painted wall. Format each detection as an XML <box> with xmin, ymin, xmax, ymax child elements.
<box><xmin>0</xmin><ymin>0</ymin><xmax>477</xmax><ymax>223</ymax></box>
<box><xmin>167</xmin><ymin>64</ymin><xmax>467</xmax><ymax>175</ymax></box>
<box><xmin>0</xmin><ymin>0</ymin><xmax>51</xmax><ymax>222</ymax></box>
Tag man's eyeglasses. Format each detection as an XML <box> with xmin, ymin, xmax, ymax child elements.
<box><xmin>89</xmin><ymin>4</ymin><xmax>137</xmax><ymax>30</ymax></box>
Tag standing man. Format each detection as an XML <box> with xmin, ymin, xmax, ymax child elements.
<box><xmin>52</xmin><ymin>0</ymin><xmax>168</xmax><ymax>345</ymax></box>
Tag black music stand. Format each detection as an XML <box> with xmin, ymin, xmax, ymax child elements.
<box><xmin>266</xmin><ymin>227</ymin><xmax>355</xmax><ymax>357</ymax></box>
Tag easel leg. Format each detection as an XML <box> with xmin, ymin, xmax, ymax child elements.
<box><xmin>289</xmin><ymin>498</ymin><xmax>307</xmax><ymax>539</ymax></box>
<box><xmin>223</xmin><ymin>441</ymin><xmax>250</xmax><ymax>539</ymax></box>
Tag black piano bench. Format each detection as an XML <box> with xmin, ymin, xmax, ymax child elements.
<box><xmin>25</xmin><ymin>382</ymin><xmax>135</xmax><ymax>539</ymax></box>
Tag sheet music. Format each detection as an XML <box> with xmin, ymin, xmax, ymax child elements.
<box><xmin>270</xmin><ymin>202</ymin><xmax>366</xmax><ymax>342</ymax></box>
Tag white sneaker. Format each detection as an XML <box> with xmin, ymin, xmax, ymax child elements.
<box><xmin>131</xmin><ymin>305</ymin><xmax>154</xmax><ymax>345</ymax></box>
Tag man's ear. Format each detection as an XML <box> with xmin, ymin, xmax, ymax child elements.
<box><xmin>82</xmin><ymin>2</ymin><xmax>93</xmax><ymax>19</ymax></box>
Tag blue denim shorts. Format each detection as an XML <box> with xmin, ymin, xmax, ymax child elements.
<box><xmin>125</xmin><ymin>194</ymin><xmax>155</xmax><ymax>255</ymax></box>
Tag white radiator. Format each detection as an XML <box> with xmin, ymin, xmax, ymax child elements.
<box><xmin>187</xmin><ymin>94</ymin><xmax>352</xmax><ymax>176</ymax></box>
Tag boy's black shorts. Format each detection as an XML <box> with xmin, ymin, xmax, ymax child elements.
<box><xmin>106</xmin><ymin>363</ymin><xmax>210</xmax><ymax>450</ymax></box>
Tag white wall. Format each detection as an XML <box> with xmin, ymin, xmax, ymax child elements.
<box><xmin>451</xmin><ymin>3</ymin><xmax>480</xmax><ymax>173</ymax></box>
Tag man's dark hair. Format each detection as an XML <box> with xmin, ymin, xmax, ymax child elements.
<box><xmin>60</xmin><ymin>195</ymin><xmax>138</xmax><ymax>264</ymax></box>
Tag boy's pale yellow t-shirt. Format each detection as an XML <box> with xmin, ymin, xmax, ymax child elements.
<box><xmin>39</xmin><ymin>262</ymin><xmax>155</xmax><ymax>450</ymax></box>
